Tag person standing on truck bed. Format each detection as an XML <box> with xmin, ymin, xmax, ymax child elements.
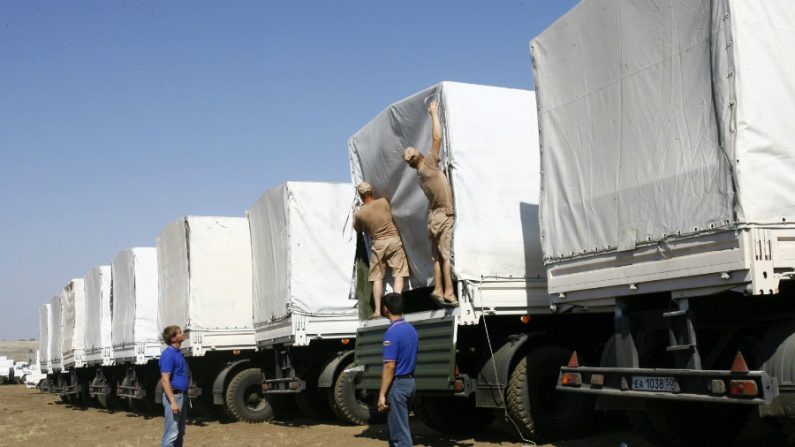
<box><xmin>160</xmin><ymin>325</ymin><xmax>188</xmax><ymax>447</ymax></box>
<box><xmin>403</xmin><ymin>99</ymin><xmax>457</xmax><ymax>307</ymax></box>
<box><xmin>354</xmin><ymin>181</ymin><xmax>410</xmax><ymax>318</ymax></box>
<box><xmin>377</xmin><ymin>293</ymin><xmax>419</xmax><ymax>447</ymax></box>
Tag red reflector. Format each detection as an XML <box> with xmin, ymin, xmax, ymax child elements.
<box><xmin>520</xmin><ymin>315</ymin><xmax>529</xmax><ymax>324</ymax></box>
<box><xmin>730</xmin><ymin>351</ymin><xmax>749</xmax><ymax>373</ymax></box>
<box><xmin>341</xmin><ymin>338</ymin><xmax>350</xmax><ymax>345</ymax></box>
<box><xmin>454</xmin><ymin>366</ymin><xmax>460</xmax><ymax>376</ymax></box>
<box><xmin>567</xmin><ymin>351</ymin><xmax>580</xmax><ymax>368</ymax></box>
<box><xmin>730</xmin><ymin>380</ymin><xmax>758</xmax><ymax>397</ymax></box>
<box><xmin>561</xmin><ymin>372</ymin><xmax>582</xmax><ymax>387</ymax></box>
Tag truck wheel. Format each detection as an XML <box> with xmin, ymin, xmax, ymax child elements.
<box><xmin>224</xmin><ymin>368</ymin><xmax>273</xmax><ymax>423</ymax></box>
<box><xmin>415</xmin><ymin>395</ymin><xmax>495</xmax><ymax>433</ymax></box>
<box><xmin>506</xmin><ymin>346</ymin><xmax>595</xmax><ymax>440</ymax></box>
<box><xmin>630</xmin><ymin>401</ymin><xmax>747</xmax><ymax>447</ymax></box>
<box><xmin>296</xmin><ymin>363</ymin><xmax>334</xmax><ymax>420</ymax></box>
<box><xmin>329</xmin><ymin>361</ymin><xmax>382</xmax><ymax>425</ymax></box>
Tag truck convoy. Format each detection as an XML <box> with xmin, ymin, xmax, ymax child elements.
<box><xmin>32</xmin><ymin>3</ymin><xmax>795</xmax><ymax>445</ymax></box>
<box><xmin>532</xmin><ymin>0</ymin><xmax>795</xmax><ymax>445</ymax></box>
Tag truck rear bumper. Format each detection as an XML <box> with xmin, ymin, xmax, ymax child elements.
<box><xmin>557</xmin><ymin>365</ymin><xmax>777</xmax><ymax>405</ymax></box>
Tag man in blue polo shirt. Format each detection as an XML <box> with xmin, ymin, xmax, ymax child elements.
<box><xmin>160</xmin><ymin>325</ymin><xmax>188</xmax><ymax>447</ymax></box>
<box><xmin>377</xmin><ymin>293</ymin><xmax>419</xmax><ymax>447</ymax></box>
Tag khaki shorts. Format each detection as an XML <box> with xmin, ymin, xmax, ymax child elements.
<box><xmin>427</xmin><ymin>209</ymin><xmax>454</xmax><ymax>261</ymax></box>
<box><xmin>369</xmin><ymin>237</ymin><xmax>410</xmax><ymax>281</ymax></box>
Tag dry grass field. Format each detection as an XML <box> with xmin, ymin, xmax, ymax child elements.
<box><xmin>0</xmin><ymin>340</ymin><xmax>38</xmax><ymax>363</ymax></box>
<box><xmin>0</xmin><ymin>384</ymin><xmax>788</xmax><ymax>447</ymax></box>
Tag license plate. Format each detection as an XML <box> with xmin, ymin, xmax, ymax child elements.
<box><xmin>631</xmin><ymin>376</ymin><xmax>675</xmax><ymax>392</ymax></box>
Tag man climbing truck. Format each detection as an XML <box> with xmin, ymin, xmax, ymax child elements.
<box><xmin>532</xmin><ymin>1</ymin><xmax>795</xmax><ymax>445</ymax></box>
<box><xmin>347</xmin><ymin>81</ymin><xmax>612</xmax><ymax>440</ymax></box>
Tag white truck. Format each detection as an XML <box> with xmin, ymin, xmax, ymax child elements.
<box><xmin>155</xmin><ymin>215</ymin><xmax>261</xmax><ymax>420</ymax></box>
<box><xmin>111</xmin><ymin>247</ymin><xmax>161</xmax><ymax>412</ymax></box>
<box><xmin>247</xmin><ymin>181</ymin><xmax>363</xmax><ymax>423</ymax></box>
<box><xmin>0</xmin><ymin>356</ymin><xmax>13</xmax><ymax>385</ymax></box>
<box><xmin>531</xmin><ymin>1</ymin><xmax>795</xmax><ymax>445</ymax></box>
<box><xmin>348</xmin><ymin>82</ymin><xmax>612</xmax><ymax>438</ymax></box>
<box><xmin>48</xmin><ymin>293</ymin><xmax>66</xmax><ymax>400</ymax></box>
<box><xmin>84</xmin><ymin>265</ymin><xmax>116</xmax><ymax>407</ymax></box>
<box><xmin>59</xmin><ymin>278</ymin><xmax>89</xmax><ymax>405</ymax></box>
<box><xmin>38</xmin><ymin>303</ymin><xmax>51</xmax><ymax>388</ymax></box>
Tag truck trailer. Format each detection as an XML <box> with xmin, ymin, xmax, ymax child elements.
<box><xmin>531</xmin><ymin>1</ymin><xmax>795</xmax><ymax>445</ymax></box>
<box><xmin>347</xmin><ymin>81</ymin><xmax>612</xmax><ymax>439</ymax></box>
<box><xmin>247</xmin><ymin>181</ymin><xmax>364</xmax><ymax>424</ymax></box>
<box><xmin>59</xmin><ymin>278</ymin><xmax>90</xmax><ymax>405</ymax></box>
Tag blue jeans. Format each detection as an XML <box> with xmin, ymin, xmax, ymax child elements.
<box><xmin>162</xmin><ymin>393</ymin><xmax>187</xmax><ymax>447</ymax></box>
<box><xmin>387</xmin><ymin>377</ymin><xmax>416</xmax><ymax>447</ymax></box>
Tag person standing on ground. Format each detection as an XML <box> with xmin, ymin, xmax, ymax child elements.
<box><xmin>377</xmin><ymin>293</ymin><xmax>419</xmax><ymax>447</ymax></box>
<box><xmin>354</xmin><ymin>181</ymin><xmax>410</xmax><ymax>318</ymax></box>
<box><xmin>160</xmin><ymin>325</ymin><xmax>188</xmax><ymax>447</ymax></box>
<box><xmin>403</xmin><ymin>100</ymin><xmax>457</xmax><ymax>306</ymax></box>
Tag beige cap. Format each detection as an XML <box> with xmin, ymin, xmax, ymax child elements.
<box><xmin>403</xmin><ymin>147</ymin><xmax>421</xmax><ymax>162</ymax></box>
<box><xmin>356</xmin><ymin>181</ymin><xmax>373</xmax><ymax>195</ymax></box>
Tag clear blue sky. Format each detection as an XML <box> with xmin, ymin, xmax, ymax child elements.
<box><xmin>0</xmin><ymin>0</ymin><xmax>577</xmax><ymax>340</ymax></box>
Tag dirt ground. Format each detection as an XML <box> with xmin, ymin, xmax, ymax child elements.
<box><xmin>0</xmin><ymin>385</ymin><xmax>787</xmax><ymax>447</ymax></box>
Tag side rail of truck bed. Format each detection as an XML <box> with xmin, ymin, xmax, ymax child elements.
<box><xmin>548</xmin><ymin>227</ymin><xmax>795</xmax><ymax>307</ymax></box>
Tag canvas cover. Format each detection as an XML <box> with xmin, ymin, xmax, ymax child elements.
<box><xmin>249</xmin><ymin>182</ymin><xmax>358</xmax><ymax>325</ymax></box>
<box><xmin>61</xmin><ymin>278</ymin><xmax>85</xmax><ymax>357</ymax></box>
<box><xmin>39</xmin><ymin>303</ymin><xmax>50</xmax><ymax>369</ymax></box>
<box><xmin>348</xmin><ymin>81</ymin><xmax>544</xmax><ymax>287</ymax></box>
<box><xmin>84</xmin><ymin>266</ymin><xmax>112</xmax><ymax>353</ymax></box>
<box><xmin>111</xmin><ymin>247</ymin><xmax>159</xmax><ymax>347</ymax></box>
<box><xmin>157</xmin><ymin>216</ymin><xmax>253</xmax><ymax>331</ymax></box>
<box><xmin>531</xmin><ymin>0</ymin><xmax>795</xmax><ymax>261</ymax></box>
<box><xmin>49</xmin><ymin>295</ymin><xmax>63</xmax><ymax>365</ymax></box>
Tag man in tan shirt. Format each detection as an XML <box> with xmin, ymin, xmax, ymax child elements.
<box><xmin>403</xmin><ymin>100</ymin><xmax>457</xmax><ymax>306</ymax></box>
<box><xmin>354</xmin><ymin>181</ymin><xmax>410</xmax><ymax>318</ymax></box>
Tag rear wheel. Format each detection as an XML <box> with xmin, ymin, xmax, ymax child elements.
<box><xmin>224</xmin><ymin>368</ymin><xmax>273</xmax><ymax>423</ymax></box>
<box><xmin>329</xmin><ymin>361</ymin><xmax>382</xmax><ymax>425</ymax></box>
<box><xmin>505</xmin><ymin>346</ymin><xmax>595</xmax><ymax>440</ymax></box>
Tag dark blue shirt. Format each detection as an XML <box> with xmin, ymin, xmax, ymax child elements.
<box><xmin>159</xmin><ymin>345</ymin><xmax>188</xmax><ymax>392</ymax></box>
<box><xmin>383</xmin><ymin>318</ymin><xmax>418</xmax><ymax>377</ymax></box>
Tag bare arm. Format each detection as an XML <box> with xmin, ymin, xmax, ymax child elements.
<box><xmin>161</xmin><ymin>372</ymin><xmax>180</xmax><ymax>414</ymax></box>
<box><xmin>377</xmin><ymin>361</ymin><xmax>396</xmax><ymax>412</ymax></box>
<box><xmin>428</xmin><ymin>101</ymin><xmax>442</xmax><ymax>165</ymax></box>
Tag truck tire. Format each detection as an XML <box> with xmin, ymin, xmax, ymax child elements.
<box><xmin>224</xmin><ymin>368</ymin><xmax>273</xmax><ymax>423</ymax></box>
<box><xmin>296</xmin><ymin>363</ymin><xmax>334</xmax><ymax>420</ymax></box>
<box><xmin>505</xmin><ymin>346</ymin><xmax>595</xmax><ymax>440</ymax></box>
<box><xmin>630</xmin><ymin>401</ymin><xmax>748</xmax><ymax>447</ymax></box>
<box><xmin>329</xmin><ymin>361</ymin><xmax>382</xmax><ymax>425</ymax></box>
<box><xmin>414</xmin><ymin>395</ymin><xmax>495</xmax><ymax>434</ymax></box>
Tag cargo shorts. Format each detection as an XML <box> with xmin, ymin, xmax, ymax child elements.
<box><xmin>369</xmin><ymin>236</ymin><xmax>410</xmax><ymax>281</ymax></box>
<box><xmin>427</xmin><ymin>208</ymin><xmax>454</xmax><ymax>261</ymax></box>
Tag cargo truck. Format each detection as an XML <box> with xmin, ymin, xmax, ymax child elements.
<box><xmin>155</xmin><ymin>215</ymin><xmax>263</xmax><ymax>420</ymax></box>
<box><xmin>246</xmin><ymin>182</ymin><xmax>365</xmax><ymax>424</ymax></box>
<box><xmin>531</xmin><ymin>1</ymin><xmax>795</xmax><ymax>445</ymax></box>
<box><xmin>111</xmin><ymin>247</ymin><xmax>162</xmax><ymax>412</ymax></box>
<box><xmin>84</xmin><ymin>265</ymin><xmax>117</xmax><ymax>407</ymax></box>
<box><xmin>59</xmin><ymin>278</ymin><xmax>92</xmax><ymax>405</ymax></box>
<box><xmin>347</xmin><ymin>82</ymin><xmax>612</xmax><ymax>439</ymax></box>
<box><xmin>47</xmin><ymin>293</ymin><xmax>67</xmax><ymax>401</ymax></box>
<box><xmin>38</xmin><ymin>303</ymin><xmax>51</xmax><ymax>390</ymax></box>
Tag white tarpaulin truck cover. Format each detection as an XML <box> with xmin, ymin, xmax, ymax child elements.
<box><xmin>84</xmin><ymin>266</ymin><xmax>112</xmax><ymax>354</ymax></box>
<box><xmin>49</xmin><ymin>295</ymin><xmax>63</xmax><ymax>367</ymax></box>
<box><xmin>62</xmin><ymin>278</ymin><xmax>85</xmax><ymax>358</ymax></box>
<box><xmin>248</xmin><ymin>182</ymin><xmax>358</xmax><ymax>325</ymax></box>
<box><xmin>111</xmin><ymin>247</ymin><xmax>159</xmax><ymax>348</ymax></box>
<box><xmin>157</xmin><ymin>216</ymin><xmax>254</xmax><ymax>332</ymax></box>
<box><xmin>531</xmin><ymin>0</ymin><xmax>795</xmax><ymax>261</ymax></box>
<box><xmin>39</xmin><ymin>303</ymin><xmax>50</xmax><ymax>371</ymax></box>
<box><xmin>348</xmin><ymin>81</ymin><xmax>544</xmax><ymax>287</ymax></box>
